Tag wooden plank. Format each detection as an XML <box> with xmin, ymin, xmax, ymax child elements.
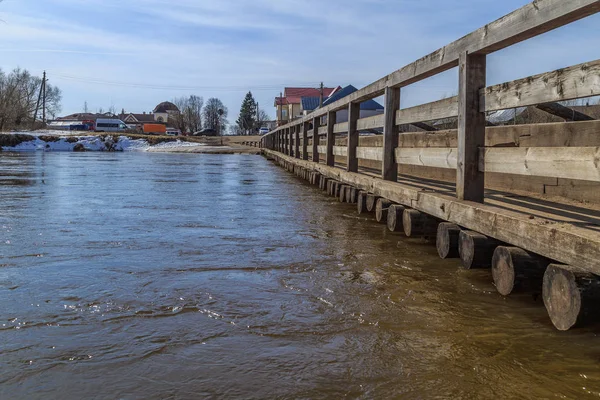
<box><xmin>382</xmin><ymin>86</ymin><xmax>400</xmax><ymax>181</ymax></box>
<box><xmin>535</xmin><ymin>102</ymin><xmax>595</xmax><ymax>121</ymax></box>
<box><xmin>318</xmin><ymin>126</ymin><xmax>327</xmax><ymax>136</ymax></box>
<box><xmin>265</xmin><ymin>149</ymin><xmax>600</xmax><ymax>274</ymax></box>
<box><xmin>333</xmin><ymin>146</ymin><xmax>348</xmax><ymax>157</ymax></box>
<box><xmin>267</xmin><ymin>0</ymin><xmax>600</xmax><ymax>132</ymax></box>
<box><xmin>302</xmin><ymin>121</ymin><xmax>309</xmax><ymax>161</ymax></box>
<box><xmin>481</xmin><ymin>147</ymin><xmax>600</xmax><ymax>181</ymax></box>
<box><xmin>347</xmin><ymin>102</ymin><xmax>360</xmax><ymax>172</ymax></box>
<box><xmin>326</xmin><ymin>111</ymin><xmax>336</xmax><ymax>167</ymax></box>
<box><xmin>357</xmin><ymin>114</ymin><xmax>384</xmax><ymax>131</ymax></box>
<box><xmin>317</xmin><ymin>145</ymin><xmax>327</xmax><ymax>154</ymax></box>
<box><xmin>357</xmin><ymin>146</ymin><xmax>383</xmax><ymax>161</ymax></box>
<box><xmin>396</xmin><ymin>96</ymin><xmax>458</xmax><ymax>125</ymax></box>
<box><xmin>334</xmin><ymin>122</ymin><xmax>349</xmax><ymax>134</ymax></box>
<box><xmin>457</xmin><ymin>52</ymin><xmax>487</xmax><ymax>202</ymax></box>
<box><xmin>312</xmin><ymin>118</ymin><xmax>320</xmax><ymax>162</ymax></box>
<box><xmin>396</xmin><ymin>147</ymin><xmax>458</xmax><ymax>169</ymax></box>
<box><xmin>482</xmin><ymin>59</ymin><xmax>600</xmax><ymax>111</ymax></box>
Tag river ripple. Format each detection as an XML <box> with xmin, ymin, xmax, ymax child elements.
<box><xmin>1</xmin><ymin>152</ymin><xmax>600</xmax><ymax>399</ymax></box>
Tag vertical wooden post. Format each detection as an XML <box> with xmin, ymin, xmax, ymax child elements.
<box><xmin>295</xmin><ymin>124</ymin><xmax>300</xmax><ymax>159</ymax></box>
<box><xmin>289</xmin><ymin>127</ymin><xmax>294</xmax><ymax>157</ymax></box>
<box><xmin>326</xmin><ymin>111</ymin><xmax>336</xmax><ymax>167</ymax></box>
<box><xmin>382</xmin><ymin>86</ymin><xmax>400</xmax><ymax>181</ymax></box>
<box><xmin>312</xmin><ymin>117</ymin><xmax>320</xmax><ymax>163</ymax></box>
<box><xmin>347</xmin><ymin>102</ymin><xmax>360</xmax><ymax>172</ymax></box>
<box><xmin>457</xmin><ymin>51</ymin><xmax>486</xmax><ymax>202</ymax></box>
<box><xmin>302</xmin><ymin>121</ymin><xmax>309</xmax><ymax>160</ymax></box>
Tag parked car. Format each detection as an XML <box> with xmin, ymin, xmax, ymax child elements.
<box><xmin>95</xmin><ymin>118</ymin><xmax>128</xmax><ymax>133</ymax></box>
<box><xmin>259</xmin><ymin>127</ymin><xmax>269</xmax><ymax>135</ymax></box>
<box><xmin>193</xmin><ymin>128</ymin><xmax>218</xmax><ymax>137</ymax></box>
<box><xmin>166</xmin><ymin>128</ymin><xmax>181</xmax><ymax>136</ymax></box>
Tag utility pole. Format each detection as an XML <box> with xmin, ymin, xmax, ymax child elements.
<box><xmin>256</xmin><ymin>102</ymin><xmax>260</xmax><ymax>134</ymax></box>
<box><xmin>42</xmin><ymin>71</ymin><xmax>47</xmax><ymax>124</ymax></box>
<box><xmin>32</xmin><ymin>73</ymin><xmax>44</xmax><ymax>130</ymax></box>
<box><xmin>319</xmin><ymin>82</ymin><xmax>324</xmax><ymax>107</ymax></box>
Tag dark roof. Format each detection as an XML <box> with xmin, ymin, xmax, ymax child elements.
<box><xmin>120</xmin><ymin>113</ymin><xmax>155</xmax><ymax>123</ymax></box>
<box><xmin>301</xmin><ymin>97</ymin><xmax>321</xmax><ymax>112</ymax></box>
<box><xmin>322</xmin><ymin>85</ymin><xmax>384</xmax><ymax>110</ymax></box>
<box><xmin>153</xmin><ymin>101</ymin><xmax>179</xmax><ymax>113</ymax></box>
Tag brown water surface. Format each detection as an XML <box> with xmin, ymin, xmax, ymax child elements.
<box><xmin>1</xmin><ymin>152</ymin><xmax>600</xmax><ymax>399</ymax></box>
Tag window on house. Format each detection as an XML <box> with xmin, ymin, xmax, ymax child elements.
<box><xmin>282</xmin><ymin>109</ymin><xmax>287</xmax><ymax>118</ymax></box>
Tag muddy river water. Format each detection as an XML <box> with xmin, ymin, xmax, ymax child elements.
<box><xmin>1</xmin><ymin>152</ymin><xmax>600</xmax><ymax>399</ymax></box>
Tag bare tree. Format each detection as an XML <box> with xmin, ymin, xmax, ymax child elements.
<box><xmin>0</xmin><ymin>67</ymin><xmax>62</xmax><ymax>131</ymax></box>
<box><xmin>203</xmin><ymin>98</ymin><xmax>228</xmax><ymax>133</ymax></box>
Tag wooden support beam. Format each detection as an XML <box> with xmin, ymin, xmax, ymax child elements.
<box><xmin>326</xmin><ymin>111</ymin><xmax>336</xmax><ymax>166</ymax></box>
<box><xmin>347</xmin><ymin>102</ymin><xmax>360</xmax><ymax>172</ymax></box>
<box><xmin>375</xmin><ymin>198</ymin><xmax>392</xmax><ymax>223</ymax></box>
<box><xmin>289</xmin><ymin>127</ymin><xmax>294</xmax><ymax>157</ymax></box>
<box><xmin>302</xmin><ymin>121</ymin><xmax>309</xmax><ymax>160</ymax></box>
<box><xmin>492</xmin><ymin>246</ymin><xmax>548</xmax><ymax>296</ymax></box>
<box><xmin>357</xmin><ymin>191</ymin><xmax>369</xmax><ymax>214</ymax></box>
<box><xmin>457</xmin><ymin>51</ymin><xmax>486</xmax><ymax>202</ymax></box>
<box><xmin>312</xmin><ymin>118</ymin><xmax>320</xmax><ymax>163</ymax></box>
<box><xmin>403</xmin><ymin>209</ymin><xmax>438</xmax><ymax>237</ymax></box>
<box><xmin>436</xmin><ymin>223</ymin><xmax>462</xmax><ymax>259</ymax></box>
<box><xmin>535</xmin><ymin>102</ymin><xmax>595</xmax><ymax>122</ymax></box>
<box><xmin>366</xmin><ymin>194</ymin><xmax>379</xmax><ymax>212</ymax></box>
<box><xmin>295</xmin><ymin>125</ymin><xmax>300</xmax><ymax>158</ymax></box>
<box><xmin>339</xmin><ymin>185</ymin><xmax>348</xmax><ymax>202</ymax></box>
<box><xmin>459</xmin><ymin>230</ymin><xmax>501</xmax><ymax>269</ymax></box>
<box><xmin>543</xmin><ymin>264</ymin><xmax>600</xmax><ymax>331</ymax></box>
<box><xmin>387</xmin><ymin>204</ymin><xmax>406</xmax><ymax>233</ymax></box>
<box><xmin>382</xmin><ymin>86</ymin><xmax>400</xmax><ymax>181</ymax></box>
<box><xmin>264</xmin><ymin>150</ymin><xmax>600</xmax><ymax>275</ymax></box>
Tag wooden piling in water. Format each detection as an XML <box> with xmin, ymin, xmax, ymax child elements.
<box><xmin>459</xmin><ymin>230</ymin><xmax>501</xmax><ymax>269</ymax></box>
<box><xmin>492</xmin><ymin>246</ymin><xmax>548</xmax><ymax>296</ymax></box>
<box><xmin>436</xmin><ymin>223</ymin><xmax>462</xmax><ymax>259</ymax></box>
<box><xmin>339</xmin><ymin>185</ymin><xmax>348</xmax><ymax>202</ymax></box>
<box><xmin>543</xmin><ymin>264</ymin><xmax>600</xmax><ymax>331</ymax></box>
<box><xmin>387</xmin><ymin>204</ymin><xmax>406</xmax><ymax>232</ymax></box>
<box><xmin>403</xmin><ymin>209</ymin><xmax>438</xmax><ymax>238</ymax></box>
<box><xmin>366</xmin><ymin>194</ymin><xmax>379</xmax><ymax>213</ymax></box>
<box><xmin>357</xmin><ymin>191</ymin><xmax>368</xmax><ymax>214</ymax></box>
<box><xmin>375</xmin><ymin>198</ymin><xmax>392</xmax><ymax>224</ymax></box>
<box><xmin>347</xmin><ymin>187</ymin><xmax>358</xmax><ymax>204</ymax></box>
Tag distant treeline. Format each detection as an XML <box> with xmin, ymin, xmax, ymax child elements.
<box><xmin>0</xmin><ymin>68</ymin><xmax>62</xmax><ymax>131</ymax></box>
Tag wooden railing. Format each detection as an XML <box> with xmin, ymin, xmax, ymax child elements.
<box><xmin>261</xmin><ymin>0</ymin><xmax>600</xmax><ymax>204</ymax></box>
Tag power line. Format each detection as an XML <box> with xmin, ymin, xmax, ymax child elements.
<box><xmin>50</xmin><ymin>73</ymin><xmax>322</xmax><ymax>92</ymax></box>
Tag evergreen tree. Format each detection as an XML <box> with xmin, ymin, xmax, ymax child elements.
<box><xmin>236</xmin><ymin>91</ymin><xmax>257</xmax><ymax>135</ymax></box>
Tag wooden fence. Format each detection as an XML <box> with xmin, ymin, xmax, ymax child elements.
<box><xmin>261</xmin><ymin>0</ymin><xmax>600</xmax><ymax>205</ymax></box>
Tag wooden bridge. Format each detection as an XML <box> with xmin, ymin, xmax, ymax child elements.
<box><xmin>260</xmin><ymin>0</ymin><xmax>600</xmax><ymax>331</ymax></box>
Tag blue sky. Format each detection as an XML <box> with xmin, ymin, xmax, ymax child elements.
<box><xmin>1</xmin><ymin>0</ymin><xmax>598</xmax><ymax>122</ymax></box>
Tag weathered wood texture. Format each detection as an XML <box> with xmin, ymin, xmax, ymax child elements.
<box><xmin>387</xmin><ymin>204</ymin><xmax>406</xmax><ymax>232</ymax></box>
<box><xmin>357</xmin><ymin>191</ymin><xmax>369</xmax><ymax>214</ymax></box>
<box><xmin>312</xmin><ymin>118</ymin><xmax>320</xmax><ymax>162</ymax></box>
<box><xmin>436</xmin><ymin>223</ymin><xmax>462</xmax><ymax>259</ymax></box>
<box><xmin>482</xmin><ymin>59</ymin><xmax>600</xmax><ymax>111</ymax></box>
<box><xmin>302</xmin><ymin>122</ymin><xmax>309</xmax><ymax>161</ymax></box>
<box><xmin>457</xmin><ymin>52</ymin><xmax>486</xmax><ymax>202</ymax></box>
<box><xmin>383</xmin><ymin>87</ymin><xmax>400</xmax><ymax>181</ymax></box>
<box><xmin>403</xmin><ymin>209</ymin><xmax>438</xmax><ymax>238</ymax></box>
<box><xmin>266</xmin><ymin>0</ymin><xmax>600</xmax><ymax>128</ymax></box>
<box><xmin>492</xmin><ymin>246</ymin><xmax>548</xmax><ymax>296</ymax></box>
<box><xmin>326</xmin><ymin>112</ymin><xmax>336</xmax><ymax>167</ymax></box>
<box><xmin>459</xmin><ymin>230</ymin><xmax>501</xmax><ymax>269</ymax></box>
<box><xmin>264</xmin><ymin>150</ymin><xmax>600</xmax><ymax>275</ymax></box>
<box><xmin>375</xmin><ymin>198</ymin><xmax>392</xmax><ymax>223</ymax></box>
<box><xmin>543</xmin><ymin>264</ymin><xmax>600</xmax><ymax>331</ymax></box>
<box><xmin>347</xmin><ymin>102</ymin><xmax>361</xmax><ymax>172</ymax></box>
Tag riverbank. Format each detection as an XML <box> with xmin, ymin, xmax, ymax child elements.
<box><xmin>0</xmin><ymin>131</ymin><xmax>261</xmax><ymax>153</ymax></box>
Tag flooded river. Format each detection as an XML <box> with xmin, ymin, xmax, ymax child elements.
<box><xmin>1</xmin><ymin>152</ymin><xmax>600</xmax><ymax>399</ymax></box>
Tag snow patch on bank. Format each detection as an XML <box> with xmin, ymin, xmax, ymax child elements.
<box><xmin>0</xmin><ymin>132</ymin><xmax>205</xmax><ymax>152</ymax></box>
